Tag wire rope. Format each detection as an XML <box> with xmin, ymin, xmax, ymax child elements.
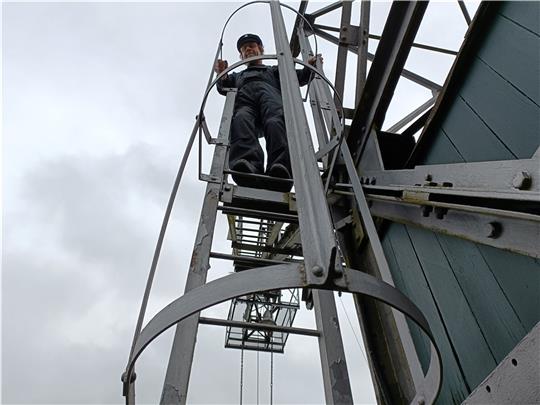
<box><xmin>240</xmin><ymin>341</ymin><xmax>245</xmax><ymax>405</ymax></box>
<box><xmin>257</xmin><ymin>342</ymin><xmax>260</xmax><ymax>405</ymax></box>
<box><xmin>270</xmin><ymin>349</ymin><xmax>274</xmax><ymax>405</ymax></box>
<box><xmin>338</xmin><ymin>294</ymin><xmax>389</xmax><ymax>405</ymax></box>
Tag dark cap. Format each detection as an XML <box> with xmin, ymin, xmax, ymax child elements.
<box><xmin>237</xmin><ymin>33</ymin><xmax>263</xmax><ymax>51</ymax></box>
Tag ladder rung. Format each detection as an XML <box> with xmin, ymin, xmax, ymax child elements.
<box><xmin>199</xmin><ymin>316</ymin><xmax>319</xmax><ymax>337</ymax></box>
<box><xmin>210</xmin><ymin>252</ymin><xmax>292</xmax><ymax>266</ymax></box>
<box><xmin>219</xmin><ymin>206</ymin><xmax>299</xmax><ymax>223</ymax></box>
<box><xmin>224</xmin><ymin>170</ymin><xmax>294</xmax><ymax>184</ymax></box>
<box><xmin>232</xmin><ymin>241</ymin><xmax>302</xmax><ymax>256</ymax></box>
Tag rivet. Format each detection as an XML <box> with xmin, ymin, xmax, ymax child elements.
<box><xmin>434</xmin><ymin>207</ymin><xmax>447</xmax><ymax>219</ymax></box>
<box><xmin>311</xmin><ymin>265</ymin><xmax>324</xmax><ymax>277</ymax></box>
<box><xmin>421</xmin><ymin>206</ymin><xmax>432</xmax><ymax>217</ymax></box>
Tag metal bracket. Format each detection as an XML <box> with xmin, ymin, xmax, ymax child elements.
<box><xmin>199</xmin><ymin>173</ymin><xmax>222</xmax><ymax>184</ymax></box>
<box><xmin>340</xmin><ymin>24</ymin><xmax>360</xmax><ymax>46</ymax></box>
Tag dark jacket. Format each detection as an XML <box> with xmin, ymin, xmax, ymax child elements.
<box><xmin>217</xmin><ymin>64</ymin><xmax>312</xmax><ymax>95</ymax></box>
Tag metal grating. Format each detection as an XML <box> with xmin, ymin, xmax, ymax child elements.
<box><xmin>224</xmin><ymin>214</ymin><xmax>302</xmax><ymax>352</ymax></box>
<box><xmin>225</xmin><ymin>289</ymin><xmax>300</xmax><ymax>353</ymax></box>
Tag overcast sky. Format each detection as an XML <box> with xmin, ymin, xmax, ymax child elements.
<box><xmin>2</xmin><ymin>1</ymin><xmax>478</xmax><ymax>404</ymax></box>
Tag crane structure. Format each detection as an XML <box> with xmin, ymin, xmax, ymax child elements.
<box><xmin>123</xmin><ymin>1</ymin><xmax>540</xmax><ymax>404</ymax></box>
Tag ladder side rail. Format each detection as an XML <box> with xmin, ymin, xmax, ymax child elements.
<box><xmin>297</xmin><ymin>26</ymin><xmax>340</xmax><ymax>144</ymax></box>
<box><xmin>333</xmin><ymin>0</ymin><xmax>352</xmax><ymax>106</ymax></box>
<box><xmin>270</xmin><ymin>3</ymin><xmax>354</xmax><ymax>403</ymax></box>
<box><xmin>269</xmin><ymin>1</ymin><xmax>337</xmax><ymax>284</ymax></box>
<box><xmin>355</xmin><ymin>0</ymin><xmax>371</xmax><ymax>107</ymax></box>
<box><xmin>159</xmin><ymin>89</ymin><xmax>237</xmax><ymax>405</ymax></box>
<box><xmin>295</xmin><ymin>13</ymin><xmax>429</xmax><ymax>403</ymax></box>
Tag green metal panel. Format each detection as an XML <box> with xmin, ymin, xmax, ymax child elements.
<box><xmin>383</xmin><ymin>2</ymin><xmax>540</xmax><ymax>403</ymax></box>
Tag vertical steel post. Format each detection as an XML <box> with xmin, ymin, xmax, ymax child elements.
<box><xmin>356</xmin><ymin>0</ymin><xmax>371</xmax><ymax>107</ymax></box>
<box><xmin>269</xmin><ymin>0</ymin><xmax>337</xmax><ymax>284</ymax></box>
<box><xmin>287</xmin><ymin>7</ymin><xmax>353</xmax><ymax>405</ymax></box>
<box><xmin>160</xmin><ymin>90</ymin><xmax>237</xmax><ymax>405</ymax></box>
<box><xmin>334</xmin><ymin>1</ymin><xmax>352</xmax><ymax>105</ymax></box>
<box><xmin>312</xmin><ymin>290</ymin><xmax>354</xmax><ymax>404</ymax></box>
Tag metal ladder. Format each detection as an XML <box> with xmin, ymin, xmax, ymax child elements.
<box><xmin>122</xmin><ymin>2</ymin><xmax>443</xmax><ymax>404</ymax></box>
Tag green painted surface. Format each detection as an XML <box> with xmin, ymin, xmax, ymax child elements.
<box><xmin>440</xmin><ymin>97</ymin><xmax>516</xmax><ymax>161</ymax></box>
<box><xmin>421</xmin><ymin>128</ymin><xmax>465</xmax><ymax>165</ymax></box>
<box><xmin>383</xmin><ymin>2</ymin><xmax>540</xmax><ymax>403</ymax></box>
<box><xmin>476</xmin><ymin>245</ymin><xmax>540</xmax><ymax>331</ymax></box>
<box><xmin>460</xmin><ymin>57</ymin><xmax>539</xmax><ymax>159</ymax></box>
<box><xmin>499</xmin><ymin>1</ymin><xmax>540</xmax><ymax>36</ymax></box>
<box><xmin>405</xmin><ymin>226</ymin><xmax>497</xmax><ymax>389</ymax></box>
<box><xmin>479</xmin><ymin>5</ymin><xmax>540</xmax><ymax>105</ymax></box>
<box><xmin>382</xmin><ymin>224</ymin><xmax>470</xmax><ymax>404</ymax></box>
<box><xmin>436</xmin><ymin>234</ymin><xmax>527</xmax><ymax>362</ymax></box>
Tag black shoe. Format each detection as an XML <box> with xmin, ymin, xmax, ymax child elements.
<box><xmin>265</xmin><ymin>163</ymin><xmax>293</xmax><ymax>192</ymax></box>
<box><xmin>267</xmin><ymin>163</ymin><xmax>291</xmax><ymax>179</ymax></box>
<box><xmin>230</xmin><ymin>159</ymin><xmax>261</xmax><ymax>188</ymax></box>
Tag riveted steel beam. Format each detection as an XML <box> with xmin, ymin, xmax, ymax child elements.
<box><xmin>347</xmin><ymin>1</ymin><xmax>428</xmax><ymax>165</ymax></box>
<box><xmin>270</xmin><ymin>1</ymin><xmax>337</xmax><ymax>284</ymax></box>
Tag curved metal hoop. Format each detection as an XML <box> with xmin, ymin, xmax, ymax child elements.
<box><xmin>124</xmin><ymin>264</ymin><xmax>442</xmax><ymax>404</ymax></box>
<box><xmin>218</xmin><ymin>0</ymin><xmax>318</xmax><ymax>61</ymax></box>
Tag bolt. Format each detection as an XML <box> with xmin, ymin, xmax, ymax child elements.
<box><xmin>311</xmin><ymin>265</ymin><xmax>324</xmax><ymax>277</ymax></box>
<box><xmin>424</xmin><ymin>181</ymin><xmax>437</xmax><ymax>187</ymax></box>
<box><xmin>421</xmin><ymin>206</ymin><xmax>433</xmax><ymax>217</ymax></box>
<box><xmin>370</xmin><ymin>177</ymin><xmax>376</xmax><ymax>185</ymax></box>
<box><xmin>512</xmin><ymin>171</ymin><xmax>531</xmax><ymax>190</ymax></box>
<box><xmin>442</xmin><ymin>182</ymin><xmax>453</xmax><ymax>187</ymax></box>
<box><xmin>485</xmin><ymin>222</ymin><xmax>502</xmax><ymax>239</ymax></box>
<box><xmin>342</xmin><ymin>26</ymin><xmax>348</xmax><ymax>31</ymax></box>
<box><xmin>416</xmin><ymin>396</ymin><xmax>425</xmax><ymax>405</ymax></box>
<box><xmin>224</xmin><ymin>185</ymin><xmax>231</xmax><ymax>191</ymax></box>
<box><xmin>434</xmin><ymin>207</ymin><xmax>447</xmax><ymax>219</ymax></box>
<box><xmin>424</xmin><ymin>174</ymin><xmax>432</xmax><ymax>181</ymax></box>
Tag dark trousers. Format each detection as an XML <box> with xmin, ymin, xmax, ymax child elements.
<box><xmin>229</xmin><ymin>81</ymin><xmax>291</xmax><ymax>173</ymax></box>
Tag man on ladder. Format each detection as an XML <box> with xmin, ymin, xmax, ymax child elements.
<box><xmin>214</xmin><ymin>33</ymin><xmax>321</xmax><ymax>192</ymax></box>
